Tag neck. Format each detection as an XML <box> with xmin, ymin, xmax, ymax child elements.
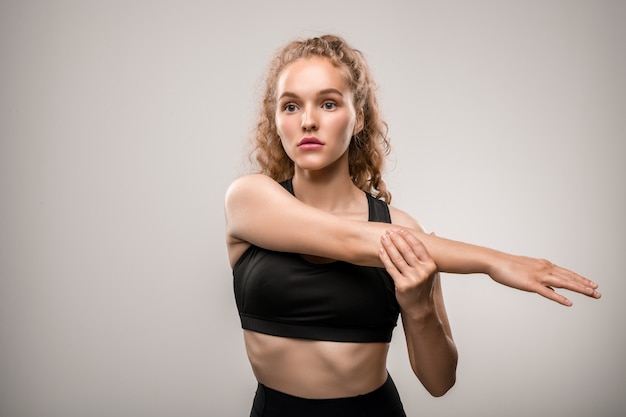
<box><xmin>292</xmin><ymin>169</ymin><xmax>363</xmax><ymax>215</ymax></box>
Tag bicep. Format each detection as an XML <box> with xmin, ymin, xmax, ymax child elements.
<box><xmin>224</xmin><ymin>175</ymin><xmax>384</xmax><ymax>267</ymax></box>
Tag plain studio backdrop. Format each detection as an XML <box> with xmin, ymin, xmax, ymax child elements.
<box><xmin>1</xmin><ymin>1</ymin><xmax>624</xmax><ymax>416</ymax></box>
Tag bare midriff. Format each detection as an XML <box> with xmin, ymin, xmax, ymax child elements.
<box><xmin>243</xmin><ymin>329</ymin><xmax>390</xmax><ymax>399</ymax></box>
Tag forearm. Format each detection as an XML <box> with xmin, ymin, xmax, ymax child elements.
<box><xmin>347</xmin><ymin>223</ymin><xmax>504</xmax><ymax>273</ymax></box>
<box><xmin>380</xmin><ymin>231</ymin><xmax>457</xmax><ymax>396</ymax></box>
<box><xmin>408</xmin><ymin>231</ymin><xmax>502</xmax><ymax>275</ymax></box>
<box><xmin>402</xmin><ymin>302</ymin><xmax>458</xmax><ymax>397</ymax></box>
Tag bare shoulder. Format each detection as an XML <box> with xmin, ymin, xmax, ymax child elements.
<box><xmin>388</xmin><ymin>205</ymin><xmax>427</xmax><ymax>233</ymax></box>
<box><xmin>224</xmin><ymin>175</ymin><xmax>280</xmax><ymax>266</ymax></box>
<box><xmin>225</xmin><ymin>173</ymin><xmax>275</xmax><ymax>200</ymax></box>
<box><xmin>224</xmin><ymin>174</ymin><xmax>288</xmax><ymax>210</ymax></box>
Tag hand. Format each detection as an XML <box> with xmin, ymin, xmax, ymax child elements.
<box><xmin>487</xmin><ymin>253</ymin><xmax>601</xmax><ymax>306</ymax></box>
<box><xmin>379</xmin><ymin>229</ymin><xmax>438</xmax><ymax>313</ymax></box>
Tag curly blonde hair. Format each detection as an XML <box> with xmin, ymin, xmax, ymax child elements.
<box><xmin>251</xmin><ymin>34</ymin><xmax>392</xmax><ymax>202</ymax></box>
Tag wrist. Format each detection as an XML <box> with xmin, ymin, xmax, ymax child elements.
<box><xmin>482</xmin><ymin>247</ymin><xmax>513</xmax><ymax>278</ymax></box>
<box><xmin>481</xmin><ymin>247</ymin><xmax>502</xmax><ymax>277</ymax></box>
<box><xmin>423</xmin><ymin>234</ymin><xmax>503</xmax><ymax>275</ymax></box>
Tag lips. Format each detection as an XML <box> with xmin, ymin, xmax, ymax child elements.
<box><xmin>297</xmin><ymin>137</ymin><xmax>324</xmax><ymax>147</ymax></box>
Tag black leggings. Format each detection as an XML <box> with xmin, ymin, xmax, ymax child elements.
<box><xmin>249</xmin><ymin>374</ymin><xmax>406</xmax><ymax>417</ymax></box>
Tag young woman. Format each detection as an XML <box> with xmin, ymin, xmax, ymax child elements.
<box><xmin>224</xmin><ymin>34</ymin><xmax>600</xmax><ymax>417</ymax></box>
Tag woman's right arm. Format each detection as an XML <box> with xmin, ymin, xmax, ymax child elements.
<box><xmin>225</xmin><ymin>174</ymin><xmax>600</xmax><ymax>306</ymax></box>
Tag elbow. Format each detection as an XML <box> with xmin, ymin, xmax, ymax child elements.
<box><xmin>417</xmin><ymin>352</ymin><xmax>458</xmax><ymax>397</ymax></box>
<box><xmin>341</xmin><ymin>226</ymin><xmax>381</xmax><ymax>267</ymax></box>
<box><xmin>426</xmin><ymin>373</ymin><xmax>456</xmax><ymax>397</ymax></box>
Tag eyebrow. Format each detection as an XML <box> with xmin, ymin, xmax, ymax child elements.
<box><xmin>278</xmin><ymin>88</ymin><xmax>345</xmax><ymax>100</ymax></box>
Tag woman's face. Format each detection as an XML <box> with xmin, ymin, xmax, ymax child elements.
<box><xmin>275</xmin><ymin>57</ymin><xmax>361</xmax><ymax>175</ymax></box>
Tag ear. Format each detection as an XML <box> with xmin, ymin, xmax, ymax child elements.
<box><xmin>353</xmin><ymin>108</ymin><xmax>365</xmax><ymax>135</ymax></box>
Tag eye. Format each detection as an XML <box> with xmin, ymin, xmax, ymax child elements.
<box><xmin>283</xmin><ymin>103</ymin><xmax>299</xmax><ymax>113</ymax></box>
<box><xmin>322</xmin><ymin>101</ymin><xmax>337</xmax><ymax>110</ymax></box>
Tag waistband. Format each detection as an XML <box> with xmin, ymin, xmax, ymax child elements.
<box><xmin>252</xmin><ymin>374</ymin><xmax>406</xmax><ymax>417</ymax></box>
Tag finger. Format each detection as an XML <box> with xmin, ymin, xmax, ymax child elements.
<box><xmin>386</xmin><ymin>231</ymin><xmax>439</xmax><ymax>283</ymax></box>
<box><xmin>387</xmin><ymin>230</ymin><xmax>425</xmax><ymax>269</ymax></box>
<box><xmin>536</xmin><ymin>261</ymin><xmax>601</xmax><ymax>298</ymax></box>
<box><xmin>534</xmin><ymin>259</ymin><xmax>597</xmax><ymax>288</ymax></box>
<box><xmin>398</xmin><ymin>229</ymin><xmax>433</xmax><ymax>263</ymax></box>
<box><xmin>534</xmin><ymin>284</ymin><xmax>573</xmax><ymax>307</ymax></box>
<box><xmin>378</xmin><ymin>246</ymin><xmax>403</xmax><ymax>283</ymax></box>
<box><xmin>551</xmin><ymin>266</ymin><xmax>600</xmax><ymax>295</ymax></box>
<box><xmin>544</xmin><ymin>273</ymin><xmax>602</xmax><ymax>299</ymax></box>
<box><xmin>381</xmin><ymin>232</ymin><xmax>412</xmax><ymax>272</ymax></box>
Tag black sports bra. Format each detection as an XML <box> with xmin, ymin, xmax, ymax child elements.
<box><xmin>232</xmin><ymin>179</ymin><xmax>400</xmax><ymax>343</ymax></box>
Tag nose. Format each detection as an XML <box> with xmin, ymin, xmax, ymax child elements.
<box><xmin>301</xmin><ymin>108</ymin><xmax>318</xmax><ymax>131</ymax></box>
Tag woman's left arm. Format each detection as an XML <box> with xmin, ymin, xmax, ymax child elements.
<box><xmin>380</xmin><ymin>229</ymin><xmax>457</xmax><ymax>397</ymax></box>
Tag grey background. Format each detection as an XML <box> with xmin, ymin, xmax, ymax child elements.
<box><xmin>1</xmin><ymin>0</ymin><xmax>624</xmax><ymax>416</ymax></box>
